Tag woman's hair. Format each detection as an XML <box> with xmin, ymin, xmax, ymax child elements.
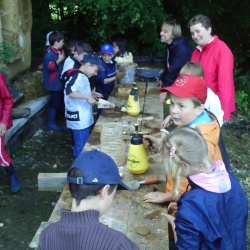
<box><xmin>160</xmin><ymin>126</ymin><xmax>211</xmax><ymax>198</ymax></box>
<box><xmin>68</xmin><ymin>168</ymin><xmax>117</xmax><ymax>206</ymax></box>
<box><xmin>179</xmin><ymin>62</ymin><xmax>204</xmax><ymax>78</ymax></box>
<box><xmin>162</xmin><ymin>21</ymin><xmax>182</xmax><ymax>39</ymax></box>
<box><xmin>113</xmin><ymin>38</ymin><xmax>129</xmax><ymax>57</ymax></box>
<box><xmin>188</xmin><ymin>14</ymin><xmax>213</xmax><ymax>35</ymax></box>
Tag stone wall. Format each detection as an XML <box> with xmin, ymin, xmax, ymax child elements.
<box><xmin>0</xmin><ymin>0</ymin><xmax>32</xmax><ymax>79</ymax></box>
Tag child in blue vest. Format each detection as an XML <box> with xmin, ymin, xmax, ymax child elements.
<box><xmin>95</xmin><ymin>44</ymin><xmax>117</xmax><ymax>101</ymax></box>
<box><xmin>42</xmin><ymin>31</ymin><xmax>65</xmax><ymax>131</ymax></box>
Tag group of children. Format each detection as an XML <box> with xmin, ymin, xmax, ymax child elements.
<box><xmin>40</xmin><ymin>30</ymin><xmax>248</xmax><ymax>249</ymax></box>
<box><xmin>142</xmin><ymin>63</ymin><xmax>248</xmax><ymax>248</ymax></box>
<box><xmin>38</xmin><ymin>63</ymin><xmax>248</xmax><ymax>249</ymax></box>
<box><xmin>42</xmin><ymin>31</ymin><xmax>133</xmax><ymax>158</ymax></box>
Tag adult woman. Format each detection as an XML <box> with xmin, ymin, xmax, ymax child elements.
<box><xmin>188</xmin><ymin>14</ymin><xmax>235</xmax><ymax>121</ymax></box>
<box><xmin>159</xmin><ymin>21</ymin><xmax>193</xmax><ymax>102</ymax></box>
<box><xmin>161</xmin><ymin>127</ymin><xmax>247</xmax><ymax>249</ymax></box>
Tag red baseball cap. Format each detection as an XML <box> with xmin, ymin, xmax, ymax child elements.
<box><xmin>160</xmin><ymin>74</ymin><xmax>207</xmax><ymax>103</ymax></box>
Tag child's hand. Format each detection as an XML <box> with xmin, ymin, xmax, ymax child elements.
<box><xmin>58</xmin><ymin>52</ymin><xmax>65</xmax><ymax>63</ymax></box>
<box><xmin>143</xmin><ymin>135</ymin><xmax>161</xmax><ymax>149</ymax></box>
<box><xmin>162</xmin><ymin>115</ymin><xmax>173</xmax><ymax>128</ymax></box>
<box><xmin>92</xmin><ymin>90</ymin><xmax>103</xmax><ymax>99</ymax></box>
<box><xmin>168</xmin><ymin>202</ymin><xmax>178</xmax><ymax>214</ymax></box>
<box><xmin>161</xmin><ymin>213</ymin><xmax>177</xmax><ymax>242</ymax></box>
<box><xmin>116</xmin><ymin>68</ymin><xmax>126</xmax><ymax>80</ymax></box>
<box><xmin>143</xmin><ymin>191</ymin><xmax>170</xmax><ymax>203</ymax></box>
<box><xmin>0</xmin><ymin>123</ymin><xmax>7</xmax><ymax>137</ymax></box>
<box><xmin>87</xmin><ymin>96</ymin><xmax>97</xmax><ymax>105</ymax></box>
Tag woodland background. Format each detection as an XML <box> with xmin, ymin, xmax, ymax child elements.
<box><xmin>31</xmin><ymin>0</ymin><xmax>250</xmax><ymax>115</ymax></box>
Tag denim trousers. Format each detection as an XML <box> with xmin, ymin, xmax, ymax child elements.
<box><xmin>72</xmin><ymin>127</ymin><xmax>90</xmax><ymax>158</ymax></box>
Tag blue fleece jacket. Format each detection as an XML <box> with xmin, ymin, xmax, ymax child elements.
<box><xmin>160</xmin><ymin>36</ymin><xmax>193</xmax><ymax>87</ymax></box>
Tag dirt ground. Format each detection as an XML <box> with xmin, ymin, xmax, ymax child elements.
<box><xmin>0</xmin><ymin>128</ymin><xmax>74</xmax><ymax>250</ymax></box>
<box><xmin>0</xmin><ymin>111</ymin><xmax>249</xmax><ymax>250</ymax></box>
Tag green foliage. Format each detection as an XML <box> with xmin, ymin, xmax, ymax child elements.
<box><xmin>234</xmin><ymin>73</ymin><xmax>250</xmax><ymax>115</ymax></box>
<box><xmin>32</xmin><ymin>0</ymin><xmax>170</xmax><ymax>57</ymax></box>
<box><xmin>163</xmin><ymin>0</ymin><xmax>250</xmax><ymax>72</ymax></box>
<box><xmin>0</xmin><ymin>41</ymin><xmax>18</xmax><ymax>76</ymax></box>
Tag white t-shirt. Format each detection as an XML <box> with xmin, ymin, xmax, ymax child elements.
<box><xmin>64</xmin><ymin>71</ymin><xmax>94</xmax><ymax>130</ymax></box>
<box><xmin>205</xmin><ymin>88</ymin><xmax>224</xmax><ymax>127</ymax></box>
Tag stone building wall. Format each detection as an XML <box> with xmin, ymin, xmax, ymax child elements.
<box><xmin>0</xmin><ymin>0</ymin><xmax>32</xmax><ymax>79</ymax></box>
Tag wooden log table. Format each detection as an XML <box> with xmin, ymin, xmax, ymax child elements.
<box><xmin>30</xmin><ymin>81</ymin><xmax>169</xmax><ymax>249</ymax></box>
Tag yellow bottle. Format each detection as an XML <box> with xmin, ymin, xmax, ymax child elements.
<box><xmin>126</xmin><ymin>85</ymin><xmax>140</xmax><ymax>116</ymax></box>
<box><xmin>127</xmin><ymin>124</ymin><xmax>148</xmax><ymax>174</ymax></box>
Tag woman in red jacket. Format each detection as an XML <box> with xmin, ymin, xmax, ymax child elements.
<box><xmin>188</xmin><ymin>14</ymin><xmax>235</xmax><ymax>121</ymax></box>
<box><xmin>0</xmin><ymin>73</ymin><xmax>21</xmax><ymax>193</ymax></box>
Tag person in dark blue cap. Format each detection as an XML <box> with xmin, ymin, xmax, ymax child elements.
<box><xmin>38</xmin><ymin>150</ymin><xmax>139</xmax><ymax>250</ymax></box>
<box><xmin>64</xmin><ymin>53</ymin><xmax>104</xmax><ymax>158</ymax></box>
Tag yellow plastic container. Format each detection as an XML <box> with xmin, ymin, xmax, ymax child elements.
<box><xmin>126</xmin><ymin>87</ymin><xmax>140</xmax><ymax>116</ymax></box>
<box><xmin>127</xmin><ymin>124</ymin><xmax>148</xmax><ymax>174</ymax></box>
<box><xmin>127</xmin><ymin>144</ymin><xmax>149</xmax><ymax>174</ymax></box>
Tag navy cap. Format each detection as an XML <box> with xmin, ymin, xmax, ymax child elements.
<box><xmin>100</xmin><ymin>44</ymin><xmax>114</xmax><ymax>54</ymax></box>
<box><xmin>81</xmin><ymin>53</ymin><xmax>105</xmax><ymax>71</ymax></box>
<box><xmin>67</xmin><ymin>150</ymin><xmax>130</xmax><ymax>191</ymax></box>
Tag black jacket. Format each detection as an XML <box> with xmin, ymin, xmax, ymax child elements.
<box><xmin>160</xmin><ymin>36</ymin><xmax>193</xmax><ymax>87</ymax></box>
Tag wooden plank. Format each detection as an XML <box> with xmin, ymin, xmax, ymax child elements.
<box><xmin>38</xmin><ymin>173</ymin><xmax>67</xmax><ymax>191</ymax></box>
<box><xmin>29</xmin><ymin>222</ymin><xmax>51</xmax><ymax>249</ymax></box>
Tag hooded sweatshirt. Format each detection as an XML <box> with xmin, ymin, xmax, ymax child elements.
<box><xmin>166</xmin><ymin>111</ymin><xmax>222</xmax><ymax>195</ymax></box>
<box><xmin>175</xmin><ymin>161</ymin><xmax>248</xmax><ymax>250</ymax></box>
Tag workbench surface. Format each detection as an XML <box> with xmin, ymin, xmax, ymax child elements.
<box><xmin>30</xmin><ymin>81</ymin><xmax>169</xmax><ymax>250</ymax></box>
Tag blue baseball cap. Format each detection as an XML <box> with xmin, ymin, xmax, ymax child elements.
<box><xmin>81</xmin><ymin>53</ymin><xmax>105</xmax><ymax>71</ymax></box>
<box><xmin>67</xmin><ymin>150</ymin><xmax>130</xmax><ymax>191</ymax></box>
<box><xmin>100</xmin><ymin>44</ymin><xmax>114</xmax><ymax>54</ymax></box>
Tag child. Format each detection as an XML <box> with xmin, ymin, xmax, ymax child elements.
<box><xmin>143</xmin><ymin>74</ymin><xmax>230</xmax><ymax>204</ymax></box>
<box><xmin>161</xmin><ymin>127</ymin><xmax>247</xmax><ymax>249</ymax></box>
<box><xmin>42</xmin><ymin>31</ymin><xmax>65</xmax><ymax>131</ymax></box>
<box><xmin>0</xmin><ymin>73</ymin><xmax>21</xmax><ymax>193</ymax></box>
<box><xmin>64</xmin><ymin>53</ymin><xmax>104</xmax><ymax>158</ymax></box>
<box><xmin>61</xmin><ymin>40</ymin><xmax>93</xmax><ymax>78</ymax></box>
<box><xmin>38</xmin><ymin>31</ymin><xmax>53</xmax><ymax>70</ymax></box>
<box><xmin>68</xmin><ymin>38</ymin><xmax>79</xmax><ymax>56</ymax></box>
<box><xmin>94</xmin><ymin>44</ymin><xmax>117</xmax><ymax>100</ymax></box>
<box><xmin>113</xmin><ymin>38</ymin><xmax>133</xmax><ymax>64</ymax></box>
<box><xmin>178</xmin><ymin>61</ymin><xmax>224</xmax><ymax>126</ymax></box>
<box><xmin>38</xmin><ymin>150</ymin><xmax>139</xmax><ymax>250</ymax></box>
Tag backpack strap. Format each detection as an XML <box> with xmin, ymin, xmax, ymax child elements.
<box><xmin>60</xmin><ymin>68</ymin><xmax>80</xmax><ymax>83</ymax></box>
<box><xmin>205</xmin><ymin>109</ymin><xmax>231</xmax><ymax>171</ymax></box>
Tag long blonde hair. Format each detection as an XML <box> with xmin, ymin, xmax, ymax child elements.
<box><xmin>160</xmin><ymin>127</ymin><xmax>211</xmax><ymax>198</ymax></box>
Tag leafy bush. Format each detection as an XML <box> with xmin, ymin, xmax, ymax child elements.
<box><xmin>0</xmin><ymin>41</ymin><xmax>18</xmax><ymax>76</ymax></box>
<box><xmin>234</xmin><ymin>73</ymin><xmax>250</xmax><ymax>115</ymax></box>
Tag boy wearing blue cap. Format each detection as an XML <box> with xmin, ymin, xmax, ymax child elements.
<box><xmin>64</xmin><ymin>53</ymin><xmax>104</xmax><ymax>158</ymax></box>
<box><xmin>38</xmin><ymin>150</ymin><xmax>139</xmax><ymax>250</ymax></box>
<box><xmin>95</xmin><ymin>43</ymin><xmax>117</xmax><ymax>101</ymax></box>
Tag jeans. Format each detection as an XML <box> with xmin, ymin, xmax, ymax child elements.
<box><xmin>72</xmin><ymin>127</ymin><xmax>90</xmax><ymax>158</ymax></box>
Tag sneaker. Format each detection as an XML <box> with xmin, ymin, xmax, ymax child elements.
<box><xmin>10</xmin><ymin>174</ymin><xmax>21</xmax><ymax>193</ymax></box>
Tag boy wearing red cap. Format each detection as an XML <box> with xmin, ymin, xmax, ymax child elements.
<box><xmin>143</xmin><ymin>74</ymin><xmax>230</xmax><ymax>204</ymax></box>
<box><xmin>38</xmin><ymin>150</ymin><xmax>139</xmax><ymax>250</ymax></box>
